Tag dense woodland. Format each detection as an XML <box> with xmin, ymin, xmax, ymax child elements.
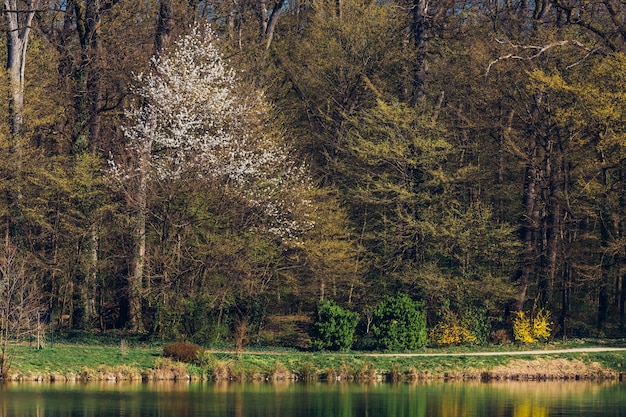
<box><xmin>1</xmin><ymin>0</ymin><xmax>626</xmax><ymax>347</ymax></box>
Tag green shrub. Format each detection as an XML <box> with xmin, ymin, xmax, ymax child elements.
<box><xmin>310</xmin><ymin>300</ymin><xmax>359</xmax><ymax>351</ymax></box>
<box><xmin>196</xmin><ymin>350</ymin><xmax>218</xmax><ymax>369</ymax></box>
<box><xmin>371</xmin><ymin>293</ymin><xmax>427</xmax><ymax>351</ymax></box>
<box><xmin>463</xmin><ymin>306</ymin><xmax>492</xmax><ymax>345</ymax></box>
<box><xmin>162</xmin><ymin>341</ymin><xmax>204</xmax><ymax>363</ymax></box>
<box><xmin>430</xmin><ymin>305</ymin><xmax>491</xmax><ymax>347</ymax></box>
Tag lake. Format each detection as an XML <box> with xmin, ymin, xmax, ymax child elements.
<box><xmin>0</xmin><ymin>380</ymin><xmax>625</xmax><ymax>416</ymax></box>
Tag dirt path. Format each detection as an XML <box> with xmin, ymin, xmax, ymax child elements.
<box><xmin>361</xmin><ymin>347</ymin><xmax>626</xmax><ymax>357</ymax></box>
<box><xmin>223</xmin><ymin>346</ymin><xmax>626</xmax><ymax>357</ymax></box>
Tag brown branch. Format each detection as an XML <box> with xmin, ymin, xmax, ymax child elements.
<box><xmin>486</xmin><ymin>39</ymin><xmax>596</xmax><ymax>76</ymax></box>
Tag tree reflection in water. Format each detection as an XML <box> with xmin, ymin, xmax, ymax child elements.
<box><xmin>0</xmin><ymin>380</ymin><xmax>623</xmax><ymax>417</ymax></box>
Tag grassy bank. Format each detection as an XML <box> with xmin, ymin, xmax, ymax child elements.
<box><xmin>4</xmin><ymin>339</ymin><xmax>626</xmax><ymax>382</ymax></box>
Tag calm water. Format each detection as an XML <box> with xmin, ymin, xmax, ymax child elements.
<box><xmin>1</xmin><ymin>380</ymin><xmax>625</xmax><ymax>416</ymax></box>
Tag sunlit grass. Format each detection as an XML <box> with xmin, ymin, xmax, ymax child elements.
<box><xmin>10</xmin><ymin>344</ymin><xmax>161</xmax><ymax>376</ymax></box>
<box><xmin>4</xmin><ymin>337</ymin><xmax>625</xmax><ymax>381</ymax></box>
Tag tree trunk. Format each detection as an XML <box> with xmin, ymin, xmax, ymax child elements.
<box><xmin>541</xmin><ymin>137</ymin><xmax>562</xmax><ymax>305</ymax></box>
<box><xmin>83</xmin><ymin>223</ymin><xmax>98</xmax><ymax>328</ymax></box>
<box><xmin>257</xmin><ymin>0</ymin><xmax>285</xmax><ymax>50</ymax></box>
<box><xmin>616</xmin><ymin>169</ymin><xmax>626</xmax><ymax>330</ymax></box>
<box><xmin>514</xmin><ymin>150</ymin><xmax>540</xmax><ymax>311</ymax></box>
<box><xmin>154</xmin><ymin>0</ymin><xmax>173</xmax><ymax>57</ymax></box>
<box><xmin>4</xmin><ymin>0</ymin><xmax>39</xmax><ymax>138</ymax></box>
<box><xmin>3</xmin><ymin>0</ymin><xmax>40</xmax><ymax>239</ymax></box>
<box><xmin>126</xmin><ymin>6</ymin><xmax>173</xmax><ymax>332</ymax></box>
<box><xmin>560</xmin><ymin>257</ymin><xmax>571</xmax><ymax>339</ymax></box>
<box><xmin>70</xmin><ymin>0</ymin><xmax>116</xmax><ymax>153</ymax></box>
<box><xmin>619</xmin><ymin>274</ymin><xmax>626</xmax><ymax>331</ymax></box>
<box><xmin>411</xmin><ymin>0</ymin><xmax>428</xmax><ymax>104</ymax></box>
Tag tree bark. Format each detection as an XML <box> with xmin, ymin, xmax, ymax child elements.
<box><xmin>514</xmin><ymin>130</ymin><xmax>542</xmax><ymax>311</ymax></box>
<box><xmin>70</xmin><ymin>0</ymin><xmax>110</xmax><ymax>153</ymax></box>
<box><xmin>258</xmin><ymin>0</ymin><xmax>285</xmax><ymax>50</ymax></box>
<box><xmin>411</xmin><ymin>0</ymin><xmax>428</xmax><ymax>104</ymax></box>
<box><xmin>541</xmin><ymin>136</ymin><xmax>562</xmax><ymax>305</ymax></box>
<box><xmin>3</xmin><ymin>0</ymin><xmax>39</xmax><ymax>138</ymax></box>
<box><xmin>154</xmin><ymin>0</ymin><xmax>173</xmax><ymax>57</ymax></box>
<box><xmin>126</xmin><ymin>1</ymin><xmax>172</xmax><ymax>332</ymax></box>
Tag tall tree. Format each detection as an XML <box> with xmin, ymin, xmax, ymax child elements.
<box><xmin>113</xmin><ymin>23</ymin><xmax>313</xmax><ymax>331</ymax></box>
<box><xmin>269</xmin><ymin>0</ymin><xmax>410</xmax><ymax>175</ymax></box>
<box><xmin>122</xmin><ymin>0</ymin><xmax>173</xmax><ymax>332</ymax></box>
<box><xmin>66</xmin><ymin>0</ymin><xmax>120</xmax><ymax>153</ymax></box>
<box><xmin>528</xmin><ymin>53</ymin><xmax>626</xmax><ymax>329</ymax></box>
<box><xmin>3</xmin><ymin>0</ymin><xmax>41</xmax><ymax>138</ymax></box>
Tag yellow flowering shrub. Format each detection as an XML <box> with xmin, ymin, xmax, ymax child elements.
<box><xmin>513</xmin><ymin>309</ymin><xmax>552</xmax><ymax>344</ymax></box>
<box><xmin>430</xmin><ymin>323</ymin><xmax>478</xmax><ymax>346</ymax></box>
<box><xmin>532</xmin><ymin>309</ymin><xmax>552</xmax><ymax>341</ymax></box>
<box><xmin>513</xmin><ymin>311</ymin><xmax>536</xmax><ymax>343</ymax></box>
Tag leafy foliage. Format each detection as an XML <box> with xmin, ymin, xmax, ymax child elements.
<box><xmin>115</xmin><ymin>23</ymin><xmax>313</xmax><ymax>240</ymax></box>
<box><xmin>429</xmin><ymin>305</ymin><xmax>490</xmax><ymax>347</ymax></box>
<box><xmin>3</xmin><ymin>0</ymin><xmax>626</xmax><ymax>343</ymax></box>
<box><xmin>429</xmin><ymin>324</ymin><xmax>477</xmax><ymax>347</ymax></box>
<box><xmin>371</xmin><ymin>294</ymin><xmax>427</xmax><ymax>351</ymax></box>
<box><xmin>310</xmin><ymin>300</ymin><xmax>359</xmax><ymax>352</ymax></box>
<box><xmin>513</xmin><ymin>309</ymin><xmax>553</xmax><ymax>344</ymax></box>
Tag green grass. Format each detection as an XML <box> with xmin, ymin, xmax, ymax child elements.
<box><xmin>8</xmin><ymin>344</ymin><xmax>161</xmax><ymax>377</ymax></box>
<box><xmin>3</xmin><ymin>338</ymin><xmax>626</xmax><ymax>381</ymax></box>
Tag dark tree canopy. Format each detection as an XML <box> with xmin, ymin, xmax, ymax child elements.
<box><xmin>0</xmin><ymin>0</ymin><xmax>625</xmax><ymax>347</ymax></box>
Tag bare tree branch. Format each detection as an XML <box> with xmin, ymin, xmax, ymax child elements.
<box><xmin>486</xmin><ymin>39</ymin><xmax>597</xmax><ymax>76</ymax></box>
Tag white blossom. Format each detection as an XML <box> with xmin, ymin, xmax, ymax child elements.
<box><xmin>113</xmin><ymin>24</ymin><xmax>313</xmax><ymax>239</ymax></box>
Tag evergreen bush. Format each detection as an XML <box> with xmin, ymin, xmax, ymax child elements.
<box><xmin>371</xmin><ymin>293</ymin><xmax>427</xmax><ymax>351</ymax></box>
<box><xmin>310</xmin><ymin>300</ymin><xmax>359</xmax><ymax>351</ymax></box>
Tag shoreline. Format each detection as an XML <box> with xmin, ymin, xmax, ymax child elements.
<box><xmin>4</xmin><ymin>346</ymin><xmax>626</xmax><ymax>383</ymax></box>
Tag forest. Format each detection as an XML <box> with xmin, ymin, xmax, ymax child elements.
<box><xmin>1</xmin><ymin>0</ymin><xmax>626</xmax><ymax>349</ymax></box>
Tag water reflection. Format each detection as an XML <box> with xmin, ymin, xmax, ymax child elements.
<box><xmin>0</xmin><ymin>380</ymin><xmax>624</xmax><ymax>417</ymax></box>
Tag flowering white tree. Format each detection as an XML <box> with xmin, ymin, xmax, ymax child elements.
<box><xmin>113</xmin><ymin>24</ymin><xmax>312</xmax><ymax>331</ymax></box>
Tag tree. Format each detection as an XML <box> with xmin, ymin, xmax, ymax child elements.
<box><xmin>341</xmin><ymin>98</ymin><xmax>450</xmax><ymax>293</ymax></box>
<box><xmin>0</xmin><ymin>239</ymin><xmax>42</xmax><ymax>378</ymax></box>
<box><xmin>3</xmin><ymin>0</ymin><xmax>41</xmax><ymax>138</ymax></box>
<box><xmin>63</xmin><ymin>0</ymin><xmax>121</xmax><ymax>152</ymax></box>
<box><xmin>527</xmin><ymin>53</ymin><xmax>626</xmax><ymax>331</ymax></box>
<box><xmin>2</xmin><ymin>0</ymin><xmax>43</xmax><ymax>243</ymax></box>
<box><xmin>154</xmin><ymin>0</ymin><xmax>173</xmax><ymax>56</ymax></box>
<box><xmin>268</xmin><ymin>0</ymin><xmax>412</xmax><ymax>175</ymax></box>
<box><xmin>113</xmin><ymin>23</ymin><xmax>313</xmax><ymax>331</ymax></box>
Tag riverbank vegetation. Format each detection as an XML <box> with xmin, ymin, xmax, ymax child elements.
<box><xmin>4</xmin><ymin>337</ymin><xmax>626</xmax><ymax>383</ymax></box>
<box><xmin>3</xmin><ymin>0</ymin><xmax>626</xmax><ymax>375</ymax></box>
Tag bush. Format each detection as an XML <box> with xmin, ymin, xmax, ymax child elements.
<box><xmin>310</xmin><ymin>300</ymin><xmax>359</xmax><ymax>351</ymax></box>
<box><xmin>429</xmin><ymin>305</ymin><xmax>490</xmax><ymax>347</ymax></box>
<box><xmin>491</xmin><ymin>329</ymin><xmax>510</xmax><ymax>344</ymax></box>
<box><xmin>429</xmin><ymin>323</ymin><xmax>477</xmax><ymax>346</ymax></box>
<box><xmin>513</xmin><ymin>309</ymin><xmax>552</xmax><ymax>343</ymax></box>
<box><xmin>371</xmin><ymin>293</ymin><xmax>427</xmax><ymax>351</ymax></box>
<box><xmin>162</xmin><ymin>341</ymin><xmax>204</xmax><ymax>363</ymax></box>
<box><xmin>463</xmin><ymin>306</ymin><xmax>492</xmax><ymax>345</ymax></box>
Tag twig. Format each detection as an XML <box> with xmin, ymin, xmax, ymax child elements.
<box><xmin>486</xmin><ymin>39</ymin><xmax>597</xmax><ymax>76</ymax></box>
